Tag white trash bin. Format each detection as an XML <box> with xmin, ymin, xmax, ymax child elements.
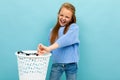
<box><xmin>15</xmin><ymin>50</ymin><xmax>51</xmax><ymax>80</ymax></box>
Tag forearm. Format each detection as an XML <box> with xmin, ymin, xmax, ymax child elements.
<box><xmin>48</xmin><ymin>42</ymin><xmax>59</xmax><ymax>51</ymax></box>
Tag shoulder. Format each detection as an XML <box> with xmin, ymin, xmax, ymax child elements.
<box><xmin>69</xmin><ymin>23</ymin><xmax>79</xmax><ymax>29</ymax></box>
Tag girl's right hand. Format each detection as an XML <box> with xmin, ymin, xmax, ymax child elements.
<box><xmin>37</xmin><ymin>44</ymin><xmax>50</xmax><ymax>55</ymax></box>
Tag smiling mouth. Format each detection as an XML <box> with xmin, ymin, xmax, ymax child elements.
<box><xmin>60</xmin><ymin>19</ymin><xmax>66</xmax><ymax>24</ymax></box>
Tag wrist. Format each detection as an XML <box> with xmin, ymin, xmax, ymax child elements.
<box><xmin>48</xmin><ymin>46</ymin><xmax>53</xmax><ymax>52</ymax></box>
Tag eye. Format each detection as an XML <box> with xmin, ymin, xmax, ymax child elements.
<box><xmin>60</xmin><ymin>14</ymin><xmax>63</xmax><ymax>16</ymax></box>
<box><xmin>66</xmin><ymin>16</ymin><xmax>70</xmax><ymax>19</ymax></box>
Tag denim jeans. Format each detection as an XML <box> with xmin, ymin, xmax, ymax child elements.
<box><xmin>49</xmin><ymin>63</ymin><xmax>78</xmax><ymax>80</ymax></box>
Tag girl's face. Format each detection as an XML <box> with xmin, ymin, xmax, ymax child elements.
<box><xmin>58</xmin><ymin>7</ymin><xmax>72</xmax><ymax>26</ymax></box>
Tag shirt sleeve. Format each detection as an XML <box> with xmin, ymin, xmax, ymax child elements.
<box><xmin>56</xmin><ymin>23</ymin><xmax>80</xmax><ymax>48</ymax></box>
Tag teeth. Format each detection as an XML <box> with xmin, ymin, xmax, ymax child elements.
<box><xmin>61</xmin><ymin>20</ymin><xmax>65</xmax><ymax>23</ymax></box>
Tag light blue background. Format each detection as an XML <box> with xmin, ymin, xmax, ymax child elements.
<box><xmin>0</xmin><ymin>0</ymin><xmax>120</xmax><ymax>80</ymax></box>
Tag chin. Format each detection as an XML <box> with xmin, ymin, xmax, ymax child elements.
<box><xmin>60</xmin><ymin>23</ymin><xmax>66</xmax><ymax>27</ymax></box>
<box><xmin>60</xmin><ymin>24</ymin><xmax>64</xmax><ymax>26</ymax></box>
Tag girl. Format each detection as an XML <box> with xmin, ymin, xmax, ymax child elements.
<box><xmin>37</xmin><ymin>2</ymin><xmax>80</xmax><ymax>80</ymax></box>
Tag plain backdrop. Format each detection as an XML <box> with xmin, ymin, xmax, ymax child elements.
<box><xmin>0</xmin><ymin>0</ymin><xmax>120</xmax><ymax>80</ymax></box>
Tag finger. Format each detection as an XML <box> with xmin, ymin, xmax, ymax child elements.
<box><xmin>37</xmin><ymin>50</ymin><xmax>44</xmax><ymax>55</ymax></box>
<box><xmin>40</xmin><ymin>50</ymin><xmax>47</xmax><ymax>54</ymax></box>
<box><xmin>40</xmin><ymin>44</ymin><xmax>46</xmax><ymax>49</ymax></box>
<box><xmin>38</xmin><ymin>45</ymin><xmax>44</xmax><ymax>51</ymax></box>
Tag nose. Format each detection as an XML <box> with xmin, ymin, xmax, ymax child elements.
<box><xmin>62</xmin><ymin>17</ymin><xmax>66</xmax><ymax>21</ymax></box>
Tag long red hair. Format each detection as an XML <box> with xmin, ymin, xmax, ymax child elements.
<box><xmin>50</xmin><ymin>2</ymin><xmax>76</xmax><ymax>44</ymax></box>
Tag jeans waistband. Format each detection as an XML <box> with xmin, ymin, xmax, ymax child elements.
<box><xmin>53</xmin><ymin>62</ymin><xmax>77</xmax><ymax>66</ymax></box>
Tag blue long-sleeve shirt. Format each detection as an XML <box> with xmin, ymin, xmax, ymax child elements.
<box><xmin>50</xmin><ymin>23</ymin><xmax>80</xmax><ymax>63</ymax></box>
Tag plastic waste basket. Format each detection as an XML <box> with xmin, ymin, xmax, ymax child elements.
<box><xmin>15</xmin><ymin>50</ymin><xmax>51</xmax><ymax>80</ymax></box>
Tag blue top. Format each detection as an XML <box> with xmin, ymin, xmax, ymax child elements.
<box><xmin>50</xmin><ymin>23</ymin><xmax>80</xmax><ymax>63</ymax></box>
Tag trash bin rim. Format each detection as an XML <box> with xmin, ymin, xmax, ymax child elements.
<box><xmin>15</xmin><ymin>50</ymin><xmax>51</xmax><ymax>58</ymax></box>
